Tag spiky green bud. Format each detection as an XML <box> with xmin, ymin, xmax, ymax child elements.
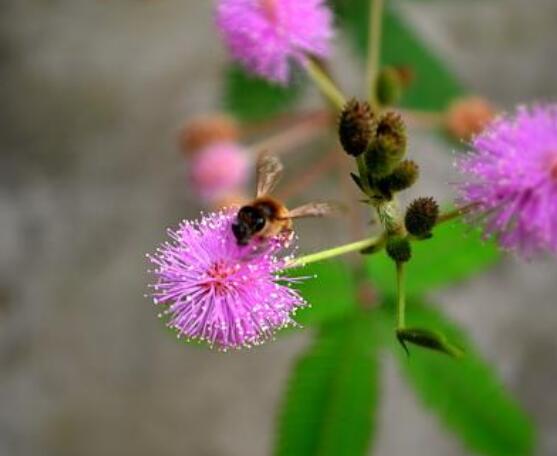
<box><xmin>338</xmin><ymin>99</ymin><xmax>377</xmax><ymax>157</ymax></box>
<box><xmin>405</xmin><ymin>197</ymin><xmax>439</xmax><ymax>238</ymax></box>
<box><xmin>378</xmin><ymin>160</ymin><xmax>419</xmax><ymax>196</ymax></box>
<box><xmin>386</xmin><ymin>235</ymin><xmax>412</xmax><ymax>263</ymax></box>
<box><xmin>376</xmin><ymin>67</ymin><xmax>403</xmax><ymax>107</ymax></box>
<box><xmin>365</xmin><ymin>112</ymin><xmax>407</xmax><ymax>178</ymax></box>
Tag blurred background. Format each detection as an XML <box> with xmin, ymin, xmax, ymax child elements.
<box><xmin>1</xmin><ymin>0</ymin><xmax>556</xmax><ymax>455</ymax></box>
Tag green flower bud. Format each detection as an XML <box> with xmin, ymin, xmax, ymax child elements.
<box><xmin>376</xmin><ymin>67</ymin><xmax>403</xmax><ymax>107</ymax></box>
<box><xmin>405</xmin><ymin>197</ymin><xmax>439</xmax><ymax>238</ymax></box>
<box><xmin>386</xmin><ymin>236</ymin><xmax>412</xmax><ymax>263</ymax></box>
<box><xmin>378</xmin><ymin>160</ymin><xmax>420</xmax><ymax>195</ymax></box>
<box><xmin>338</xmin><ymin>98</ymin><xmax>377</xmax><ymax>157</ymax></box>
<box><xmin>365</xmin><ymin>111</ymin><xmax>407</xmax><ymax>178</ymax></box>
<box><xmin>396</xmin><ymin>327</ymin><xmax>464</xmax><ymax>358</ymax></box>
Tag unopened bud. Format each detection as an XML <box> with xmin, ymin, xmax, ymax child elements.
<box><xmin>405</xmin><ymin>197</ymin><xmax>439</xmax><ymax>238</ymax></box>
<box><xmin>338</xmin><ymin>99</ymin><xmax>377</xmax><ymax>157</ymax></box>
<box><xmin>396</xmin><ymin>327</ymin><xmax>464</xmax><ymax>358</ymax></box>
<box><xmin>386</xmin><ymin>236</ymin><xmax>412</xmax><ymax>263</ymax></box>
<box><xmin>376</xmin><ymin>67</ymin><xmax>403</xmax><ymax>107</ymax></box>
<box><xmin>210</xmin><ymin>192</ymin><xmax>250</xmax><ymax>211</ymax></box>
<box><xmin>179</xmin><ymin>114</ymin><xmax>240</xmax><ymax>154</ymax></box>
<box><xmin>445</xmin><ymin>96</ymin><xmax>495</xmax><ymax>141</ymax></box>
<box><xmin>379</xmin><ymin>160</ymin><xmax>419</xmax><ymax>194</ymax></box>
<box><xmin>365</xmin><ymin>111</ymin><xmax>407</xmax><ymax>177</ymax></box>
<box><xmin>393</xmin><ymin>66</ymin><xmax>414</xmax><ymax>88</ymax></box>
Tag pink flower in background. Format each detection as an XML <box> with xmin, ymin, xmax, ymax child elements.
<box><xmin>215</xmin><ymin>0</ymin><xmax>333</xmax><ymax>84</ymax></box>
<box><xmin>147</xmin><ymin>209</ymin><xmax>306</xmax><ymax>349</ymax></box>
<box><xmin>457</xmin><ymin>104</ymin><xmax>557</xmax><ymax>257</ymax></box>
<box><xmin>189</xmin><ymin>142</ymin><xmax>250</xmax><ymax>202</ymax></box>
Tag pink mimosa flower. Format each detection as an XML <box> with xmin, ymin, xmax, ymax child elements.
<box><xmin>147</xmin><ymin>209</ymin><xmax>307</xmax><ymax>349</ymax></box>
<box><xmin>457</xmin><ymin>104</ymin><xmax>557</xmax><ymax>257</ymax></box>
<box><xmin>215</xmin><ymin>0</ymin><xmax>334</xmax><ymax>84</ymax></box>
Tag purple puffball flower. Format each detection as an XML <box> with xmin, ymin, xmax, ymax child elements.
<box><xmin>457</xmin><ymin>104</ymin><xmax>557</xmax><ymax>257</ymax></box>
<box><xmin>147</xmin><ymin>209</ymin><xmax>307</xmax><ymax>350</ymax></box>
<box><xmin>215</xmin><ymin>0</ymin><xmax>333</xmax><ymax>84</ymax></box>
<box><xmin>189</xmin><ymin>142</ymin><xmax>251</xmax><ymax>202</ymax></box>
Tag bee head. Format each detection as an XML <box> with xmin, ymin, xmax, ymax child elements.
<box><xmin>232</xmin><ymin>206</ymin><xmax>266</xmax><ymax>245</ymax></box>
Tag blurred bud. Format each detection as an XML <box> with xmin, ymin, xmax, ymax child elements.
<box><xmin>396</xmin><ymin>327</ymin><xmax>464</xmax><ymax>358</ymax></box>
<box><xmin>338</xmin><ymin>98</ymin><xmax>377</xmax><ymax>157</ymax></box>
<box><xmin>210</xmin><ymin>192</ymin><xmax>250</xmax><ymax>211</ymax></box>
<box><xmin>179</xmin><ymin>114</ymin><xmax>240</xmax><ymax>155</ymax></box>
<box><xmin>386</xmin><ymin>236</ymin><xmax>412</xmax><ymax>263</ymax></box>
<box><xmin>405</xmin><ymin>196</ymin><xmax>439</xmax><ymax>238</ymax></box>
<box><xmin>393</xmin><ymin>66</ymin><xmax>414</xmax><ymax>88</ymax></box>
<box><xmin>357</xmin><ymin>282</ymin><xmax>377</xmax><ymax>310</ymax></box>
<box><xmin>189</xmin><ymin>142</ymin><xmax>250</xmax><ymax>202</ymax></box>
<box><xmin>379</xmin><ymin>160</ymin><xmax>420</xmax><ymax>195</ymax></box>
<box><xmin>445</xmin><ymin>97</ymin><xmax>495</xmax><ymax>141</ymax></box>
<box><xmin>365</xmin><ymin>111</ymin><xmax>407</xmax><ymax>177</ymax></box>
<box><xmin>375</xmin><ymin>67</ymin><xmax>403</xmax><ymax>107</ymax></box>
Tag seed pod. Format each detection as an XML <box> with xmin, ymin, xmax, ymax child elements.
<box><xmin>405</xmin><ymin>197</ymin><xmax>439</xmax><ymax>238</ymax></box>
<box><xmin>365</xmin><ymin>111</ymin><xmax>407</xmax><ymax>177</ymax></box>
<box><xmin>386</xmin><ymin>236</ymin><xmax>412</xmax><ymax>263</ymax></box>
<box><xmin>338</xmin><ymin>99</ymin><xmax>376</xmax><ymax>157</ymax></box>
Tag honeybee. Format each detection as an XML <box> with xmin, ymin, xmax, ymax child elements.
<box><xmin>232</xmin><ymin>152</ymin><xmax>339</xmax><ymax>245</ymax></box>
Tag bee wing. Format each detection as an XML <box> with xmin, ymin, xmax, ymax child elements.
<box><xmin>287</xmin><ymin>201</ymin><xmax>345</xmax><ymax>219</ymax></box>
<box><xmin>256</xmin><ymin>152</ymin><xmax>283</xmax><ymax>197</ymax></box>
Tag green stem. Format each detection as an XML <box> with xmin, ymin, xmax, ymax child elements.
<box><xmin>287</xmin><ymin>235</ymin><xmax>385</xmax><ymax>269</ymax></box>
<box><xmin>366</xmin><ymin>0</ymin><xmax>385</xmax><ymax>107</ymax></box>
<box><xmin>396</xmin><ymin>261</ymin><xmax>406</xmax><ymax>329</ymax></box>
<box><xmin>305</xmin><ymin>58</ymin><xmax>346</xmax><ymax>111</ymax></box>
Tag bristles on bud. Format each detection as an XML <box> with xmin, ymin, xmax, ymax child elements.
<box><xmin>338</xmin><ymin>99</ymin><xmax>376</xmax><ymax>157</ymax></box>
<box><xmin>365</xmin><ymin>111</ymin><xmax>407</xmax><ymax>177</ymax></box>
<box><xmin>405</xmin><ymin>197</ymin><xmax>439</xmax><ymax>238</ymax></box>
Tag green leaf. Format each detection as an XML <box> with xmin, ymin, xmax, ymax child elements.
<box><xmin>385</xmin><ymin>298</ymin><xmax>536</xmax><ymax>456</ymax></box>
<box><xmin>274</xmin><ymin>311</ymin><xmax>381</xmax><ymax>456</ymax></box>
<box><xmin>331</xmin><ymin>0</ymin><xmax>463</xmax><ymax>110</ymax></box>
<box><xmin>291</xmin><ymin>260</ymin><xmax>357</xmax><ymax>326</ymax></box>
<box><xmin>366</xmin><ymin>221</ymin><xmax>500</xmax><ymax>296</ymax></box>
<box><xmin>223</xmin><ymin>65</ymin><xmax>303</xmax><ymax>121</ymax></box>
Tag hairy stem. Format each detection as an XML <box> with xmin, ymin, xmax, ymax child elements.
<box><xmin>437</xmin><ymin>203</ymin><xmax>478</xmax><ymax>225</ymax></box>
<box><xmin>305</xmin><ymin>58</ymin><xmax>346</xmax><ymax>111</ymax></box>
<box><xmin>287</xmin><ymin>235</ymin><xmax>385</xmax><ymax>269</ymax></box>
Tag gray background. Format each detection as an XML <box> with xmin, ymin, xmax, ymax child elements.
<box><xmin>1</xmin><ymin>0</ymin><xmax>556</xmax><ymax>455</ymax></box>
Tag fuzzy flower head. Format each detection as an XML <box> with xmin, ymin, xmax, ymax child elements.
<box><xmin>215</xmin><ymin>0</ymin><xmax>333</xmax><ymax>84</ymax></box>
<box><xmin>189</xmin><ymin>142</ymin><xmax>251</xmax><ymax>203</ymax></box>
<box><xmin>147</xmin><ymin>209</ymin><xmax>307</xmax><ymax>350</ymax></box>
<box><xmin>457</xmin><ymin>104</ymin><xmax>557</xmax><ymax>257</ymax></box>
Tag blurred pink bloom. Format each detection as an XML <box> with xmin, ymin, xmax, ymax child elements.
<box><xmin>457</xmin><ymin>104</ymin><xmax>557</xmax><ymax>257</ymax></box>
<box><xmin>147</xmin><ymin>209</ymin><xmax>307</xmax><ymax>350</ymax></box>
<box><xmin>215</xmin><ymin>0</ymin><xmax>333</xmax><ymax>84</ymax></box>
<box><xmin>189</xmin><ymin>142</ymin><xmax>250</xmax><ymax>202</ymax></box>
